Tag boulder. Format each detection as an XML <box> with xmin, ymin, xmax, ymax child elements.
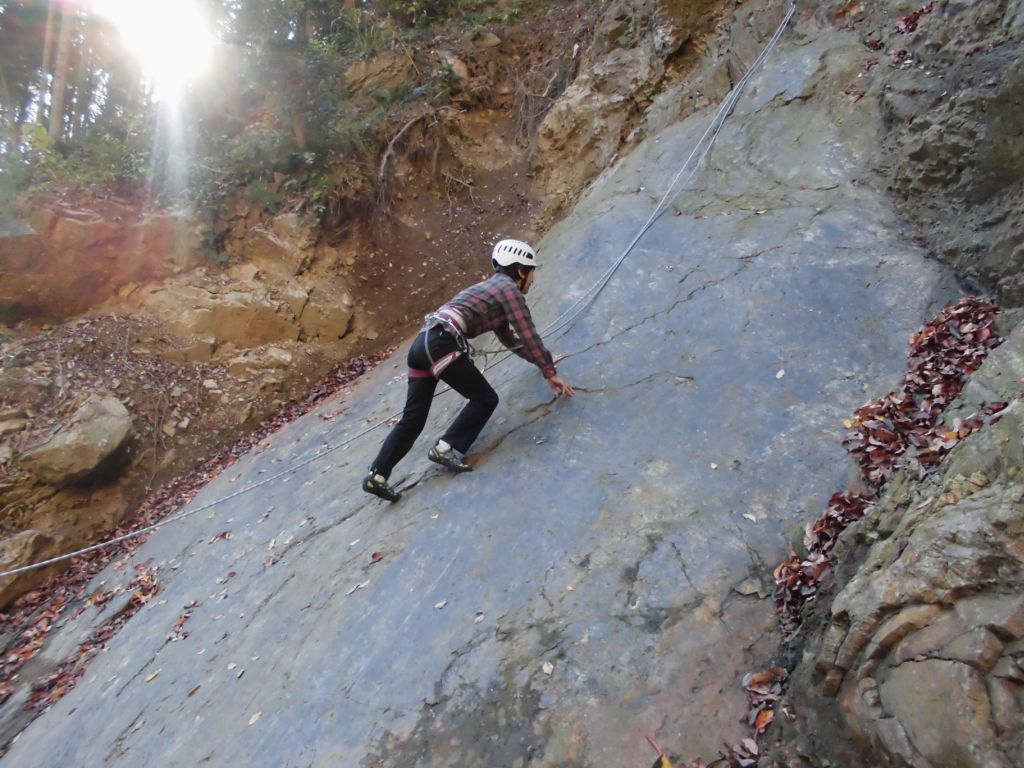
<box><xmin>436</xmin><ymin>50</ymin><xmax>469</xmax><ymax>80</ymax></box>
<box><xmin>182</xmin><ymin>334</ymin><xmax>219</xmax><ymax>363</ymax></box>
<box><xmin>297</xmin><ymin>278</ymin><xmax>355</xmax><ymax>341</ymax></box>
<box><xmin>245</xmin><ymin>226</ymin><xmax>310</xmax><ymax>278</ymax></box>
<box><xmin>227</xmin><ymin>346</ymin><xmax>294</xmax><ymax>379</ymax></box>
<box><xmin>19</xmin><ymin>394</ymin><xmax>133</xmax><ymax>486</ymax></box>
<box><xmin>473</xmin><ymin>31</ymin><xmax>502</xmax><ymax>48</ymax></box>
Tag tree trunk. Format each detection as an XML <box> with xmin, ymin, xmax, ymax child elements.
<box><xmin>37</xmin><ymin>0</ymin><xmax>58</xmax><ymax>126</ymax></box>
<box><xmin>48</xmin><ymin>2</ymin><xmax>75</xmax><ymax>141</ymax></box>
<box><xmin>291</xmin><ymin>107</ymin><xmax>309</xmax><ymax>152</ymax></box>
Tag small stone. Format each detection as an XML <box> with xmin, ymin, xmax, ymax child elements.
<box><xmin>474</xmin><ymin>32</ymin><xmax>501</xmax><ymax>48</ymax></box>
<box><xmin>0</xmin><ymin>419</ymin><xmax>26</xmax><ymax>436</ymax></box>
<box><xmin>822</xmin><ymin>667</ymin><xmax>845</xmax><ymax>697</ymax></box>
<box><xmin>734</xmin><ymin>578</ymin><xmax>762</xmax><ymax>597</ymax></box>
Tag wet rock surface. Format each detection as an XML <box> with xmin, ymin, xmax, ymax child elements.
<box><xmin>0</xmin><ymin>5</ymin><xmax>969</xmax><ymax>766</ymax></box>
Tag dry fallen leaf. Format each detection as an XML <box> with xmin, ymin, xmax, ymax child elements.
<box><xmin>754</xmin><ymin>707</ymin><xmax>775</xmax><ymax>731</ymax></box>
<box><xmin>145</xmin><ymin>670</ymin><xmax>160</xmax><ymax>683</ymax></box>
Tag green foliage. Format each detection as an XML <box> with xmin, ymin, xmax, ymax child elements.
<box><xmin>0</xmin><ymin>120</ymin><xmax>151</xmax><ymax>204</ymax></box>
<box><xmin>247</xmin><ymin>178</ymin><xmax>280</xmax><ymax>212</ymax></box>
<box><xmin>377</xmin><ymin>0</ymin><xmax>457</xmax><ymax>27</ymax></box>
<box><xmin>328</xmin><ymin>107</ymin><xmax>383</xmax><ymax>156</ymax></box>
<box><xmin>3</xmin><ymin>0</ymin><xmax>529</xmax><ymax>240</ymax></box>
<box><xmin>324</xmin><ymin>9</ymin><xmax>395</xmax><ymax>58</ymax></box>
<box><xmin>225</xmin><ymin>123</ymin><xmax>293</xmax><ymax>181</ymax></box>
<box><xmin>0</xmin><ymin>1</ymin><xmax>47</xmax><ymax>124</ymax></box>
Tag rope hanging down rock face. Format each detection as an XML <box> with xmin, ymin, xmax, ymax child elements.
<box><xmin>0</xmin><ymin>3</ymin><xmax>798</xmax><ymax>581</ymax></box>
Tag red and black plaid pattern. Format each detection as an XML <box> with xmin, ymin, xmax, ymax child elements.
<box><xmin>441</xmin><ymin>273</ymin><xmax>557</xmax><ymax>378</ymax></box>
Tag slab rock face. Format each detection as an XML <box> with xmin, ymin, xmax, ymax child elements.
<box><xmin>19</xmin><ymin>394</ymin><xmax>133</xmax><ymax>486</ymax></box>
<box><xmin>781</xmin><ymin>328</ymin><xmax>1024</xmax><ymax>768</ymax></box>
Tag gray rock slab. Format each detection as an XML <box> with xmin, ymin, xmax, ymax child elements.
<box><xmin>1</xmin><ymin>25</ymin><xmax>961</xmax><ymax>768</ymax></box>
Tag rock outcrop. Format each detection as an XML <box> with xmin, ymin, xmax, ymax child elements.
<box><xmin>0</xmin><ymin>0</ymin><xmax>977</xmax><ymax>763</ymax></box>
<box><xmin>534</xmin><ymin>0</ymin><xmax>751</xmax><ymax>215</ymax></box>
<box><xmin>344</xmin><ymin>51</ymin><xmax>415</xmax><ymax>94</ymax></box>
<box><xmin>775</xmin><ymin>323</ymin><xmax>1024</xmax><ymax>768</ymax></box>
<box><xmin>0</xmin><ymin>202</ymin><xmax>199</xmax><ymax>323</ymax></box>
<box><xmin>869</xmin><ymin>0</ymin><xmax>1024</xmax><ymax>307</ymax></box>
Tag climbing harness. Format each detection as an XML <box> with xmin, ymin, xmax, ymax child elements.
<box><xmin>413</xmin><ymin>307</ymin><xmax>471</xmax><ymax>379</ymax></box>
<box><xmin>0</xmin><ymin>3</ymin><xmax>797</xmax><ymax>580</ymax></box>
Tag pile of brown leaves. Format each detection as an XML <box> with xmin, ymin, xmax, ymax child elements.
<box><xmin>772</xmin><ymin>491</ymin><xmax>875</xmax><ymax>631</ymax></box>
<box><xmin>773</xmin><ymin>297</ymin><xmax>1004</xmax><ymax>635</ymax></box>
<box><xmin>895</xmin><ymin>1</ymin><xmax>935</xmax><ymax>34</ymax></box>
<box><xmin>0</xmin><ymin>352</ymin><xmax>386</xmax><ymax>712</ymax></box>
<box><xmin>845</xmin><ymin>297</ymin><xmax>1002</xmax><ymax>485</ymax></box>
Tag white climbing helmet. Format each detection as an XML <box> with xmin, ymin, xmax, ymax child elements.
<box><xmin>491</xmin><ymin>238</ymin><xmax>537</xmax><ymax>270</ymax></box>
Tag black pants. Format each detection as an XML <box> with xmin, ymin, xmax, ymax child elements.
<box><xmin>370</xmin><ymin>327</ymin><xmax>499</xmax><ymax>478</ymax></box>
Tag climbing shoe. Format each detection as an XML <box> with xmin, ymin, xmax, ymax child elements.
<box><xmin>428</xmin><ymin>443</ymin><xmax>473</xmax><ymax>473</ymax></box>
<box><xmin>362</xmin><ymin>472</ymin><xmax>401</xmax><ymax>502</ymax></box>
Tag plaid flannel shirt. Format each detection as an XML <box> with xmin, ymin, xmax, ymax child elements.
<box><xmin>441</xmin><ymin>273</ymin><xmax>557</xmax><ymax>379</ymax></box>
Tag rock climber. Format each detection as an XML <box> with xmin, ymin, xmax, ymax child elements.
<box><xmin>362</xmin><ymin>238</ymin><xmax>574</xmax><ymax>502</ymax></box>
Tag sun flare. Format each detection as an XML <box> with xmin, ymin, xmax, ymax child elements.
<box><xmin>92</xmin><ymin>0</ymin><xmax>214</xmax><ymax>103</ymax></box>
